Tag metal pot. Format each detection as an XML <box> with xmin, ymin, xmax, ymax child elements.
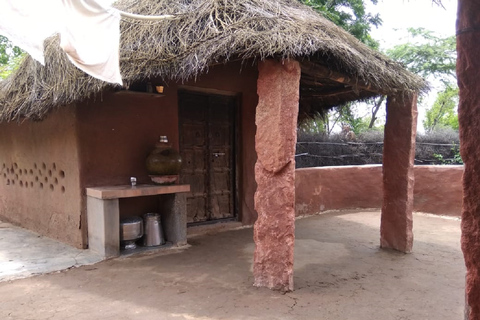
<box><xmin>120</xmin><ymin>216</ymin><xmax>143</xmax><ymax>250</ymax></box>
<box><xmin>143</xmin><ymin>213</ymin><xmax>165</xmax><ymax>247</ymax></box>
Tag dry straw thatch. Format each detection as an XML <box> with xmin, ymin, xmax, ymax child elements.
<box><xmin>0</xmin><ymin>0</ymin><xmax>427</xmax><ymax>122</ymax></box>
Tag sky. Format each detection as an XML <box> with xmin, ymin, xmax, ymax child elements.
<box><xmin>363</xmin><ymin>0</ymin><xmax>458</xmax><ymax>133</ymax></box>
<box><xmin>368</xmin><ymin>0</ymin><xmax>457</xmax><ymax>50</ymax></box>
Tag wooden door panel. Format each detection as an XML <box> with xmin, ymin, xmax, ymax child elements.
<box><xmin>182</xmin><ymin>148</ymin><xmax>206</xmax><ymax>174</ymax></box>
<box><xmin>186</xmin><ymin>196</ymin><xmax>207</xmax><ymax>222</ymax></box>
<box><xmin>182</xmin><ymin>124</ymin><xmax>206</xmax><ymax>148</ymax></box>
<box><xmin>179</xmin><ymin>91</ymin><xmax>235</xmax><ymax>223</ymax></box>
<box><xmin>209</xmin><ymin>193</ymin><xmax>232</xmax><ymax>219</ymax></box>
<box><xmin>210</xmin><ymin>171</ymin><xmax>231</xmax><ymax>193</ymax></box>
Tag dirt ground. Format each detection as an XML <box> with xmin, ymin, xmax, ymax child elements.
<box><xmin>0</xmin><ymin>210</ymin><xmax>465</xmax><ymax>320</ymax></box>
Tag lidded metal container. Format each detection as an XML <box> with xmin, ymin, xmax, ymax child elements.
<box><xmin>120</xmin><ymin>216</ymin><xmax>143</xmax><ymax>250</ymax></box>
<box><xmin>143</xmin><ymin>213</ymin><xmax>165</xmax><ymax>246</ymax></box>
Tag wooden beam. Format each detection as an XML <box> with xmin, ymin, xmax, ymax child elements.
<box><xmin>300</xmin><ymin>61</ymin><xmax>380</xmax><ymax>94</ymax></box>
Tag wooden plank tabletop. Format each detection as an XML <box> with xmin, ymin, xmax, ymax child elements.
<box><xmin>86</xmin><ymin>184</ymin><xmax>190</xmax><ymax>200</ymax></box>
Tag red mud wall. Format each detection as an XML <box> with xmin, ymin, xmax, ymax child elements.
<box><xmin>0</xmin><ymin>62</ymin><xmax>258</xmax><ymax>248</ymax></box>
<box><xmin>295</xmin><ymin>165</ymin><xmax>463</xmax><ymax>216</ymax></box>
<box><xmin>0</xmin><ymin>107</ymin><xmax>84</xmax><ymax>247</ymax></box>
<box><xmin>77</xmin><ymin>61</ymin><xmax>259</xmax><ymax>228</ymax></box>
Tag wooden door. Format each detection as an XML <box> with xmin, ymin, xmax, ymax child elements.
<box><xmin>179</xmin><ymin>91</ymin><xmax>236</xmax><ymax>223</ymax></box>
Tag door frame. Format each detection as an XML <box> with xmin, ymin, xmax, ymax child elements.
<box><xmin>178</xmin><ymin>86</ymin><xmax>242</xmax><ymax>224</ymax></box>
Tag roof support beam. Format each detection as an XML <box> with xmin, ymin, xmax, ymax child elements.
<box><xmin>300</xmin><ymin>60</ymin><xmax>380</xmax><ymax>95</ymax></box>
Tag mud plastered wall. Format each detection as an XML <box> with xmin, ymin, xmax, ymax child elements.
<box><xmin>295</xmin><ymin>165</ymin><xmax>463</xmax><ymax>216</ymax></box>
<box><xmin>0</xmin><ymin>107</ymin><xmax>83</xmax><ymax>248</ymax></box>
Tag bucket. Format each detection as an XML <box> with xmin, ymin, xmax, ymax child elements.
<box><xmin>143</xmin><ymin>213</ymin><xmax>165</xmax><ymax>246</ymax></box>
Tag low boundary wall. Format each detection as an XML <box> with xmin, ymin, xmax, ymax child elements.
<box><xmin>295</xmin><ymin>165</ymin><xmax>463</xmax><ymax>217</ymax></box>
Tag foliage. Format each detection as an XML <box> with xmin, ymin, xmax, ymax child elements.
<box><xmin>386</xmin><ymin>28</ymin><xmax>456</xmax><ymax>85</ymax></box>
<box><xmin>296</xmin><ymin>126</ymin><xmax>462</xmax><ymax>168</ymax></box>
<box><xmin>300</xmin><ymin>0</ymin><xmax>382</xmax><ymax>47</ymax></box>
<box><xmin>433</xmin><ymin>144</ymin><xmax>463</xmax><ymax>165</ymax></box>
<box><xmin>0</xmin><ymin>35</ymin><xmax>23</xmax><ymax>80</ymax></box>
<box><xmin>424</xmin><ymin>85</ymin><xmax>459</xmax><ymax>132</ymax></box>
<box><xmin>298</xmin><ymin>113</ymin><xmax>327</xmax><ymax>135</ymax></box>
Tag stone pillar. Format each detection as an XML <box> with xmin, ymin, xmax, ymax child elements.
<box><xmin>253</xmin><ymin>59</ymin><xmax>300</xmax><ymax>291</ymax></box>
<box><xmin>457</xmin><ymin>1</ymin><xmax>480</xmax><ymax>318</ymax></box>
<box><xmin>380</xmin><ymin>94</ymin><xmax>417</xmax><ymax>253</ymax></box>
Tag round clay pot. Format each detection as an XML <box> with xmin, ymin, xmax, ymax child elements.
<box><xmin>145</xmin><ymin>136</ymin><xmax>182</xmax><ymax>176</ymax></box>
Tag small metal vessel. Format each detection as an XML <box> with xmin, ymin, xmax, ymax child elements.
<box><xmin>120</xmin><ymin>216</ymin><xmax>143</xmax><ymax>250</ymax></box>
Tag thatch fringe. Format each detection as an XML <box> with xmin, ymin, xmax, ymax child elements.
<box><xmin>0</xmin><ymin>0</ymin><xmax>427</xmax><ymax>122</ymax></box>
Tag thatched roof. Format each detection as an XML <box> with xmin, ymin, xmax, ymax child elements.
<box><xmin>0</xmin><ymin>0</ymin><xmax>427</xmax><ymax>122</ymax></box>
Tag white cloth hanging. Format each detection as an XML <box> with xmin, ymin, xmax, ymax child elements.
<box><xmin>0</xmin><ymin>0</ymin><xmax>59</xmax><ymax>65</ymax></box>
<box><xmin>0</xmin><ymin>0</ymin><xmax>122</xmax><ymax>85</ymax></box>
<box><xmin>60</xmin><ymin>0</ymin><xmax>121</xmax><ymax>84</ymax></box>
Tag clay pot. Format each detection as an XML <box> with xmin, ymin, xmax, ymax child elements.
<box><xmin>145</xmin><ymin>136</ymin><xmax>182</xmax><ymax>176</ymax></box>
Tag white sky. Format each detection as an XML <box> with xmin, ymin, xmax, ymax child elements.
<box><xmin>363</xmin><ymin>0</ymin><xmax>458</xmax><ymax>133</ymax></box>
<box><xmin>368</xmin><ymin>0</ymin><xmax>457</xmax><ymax>50</ymax></box>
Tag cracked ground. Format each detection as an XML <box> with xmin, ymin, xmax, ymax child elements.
<box><xmin>0</xmin><ymin>210</ymin><xmax>464</xmax><ymax>320</ymax></box>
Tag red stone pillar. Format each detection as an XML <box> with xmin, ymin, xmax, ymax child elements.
<box><xmin>457</xmin><ymin>1</ymin><xmax>480</xmax><ymax>318</ymax></box>
<box><xmin>380</xmin><ymin>94</ymin><xmax>417</xmax><ymax>253</ymax></box>
<box><xmin>253</xmin><ymin>59</ymin><xmax>300</xmax><ymax>291</ymax></box>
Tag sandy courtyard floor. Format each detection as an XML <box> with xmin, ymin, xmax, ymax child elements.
<box><xmin>0</xmin><ymin>210</ymin><xmax>465</xmax><ymax>320</ymax></box>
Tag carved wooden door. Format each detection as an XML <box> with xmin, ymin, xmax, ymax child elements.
<box><xmin>179</xmin><ymin>91</ymin><xmax>236</xmax><ymax>223</ymax></box>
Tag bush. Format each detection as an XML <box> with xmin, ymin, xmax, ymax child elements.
<box><xmin>296</xmin><ymin>128</ymin><xmax>461</xmax><ymax>168</ymax></box>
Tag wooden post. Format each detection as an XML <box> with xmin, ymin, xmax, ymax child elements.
<box><xmin>253</xmin><ymin>59</ymin><xmax>300</xmax><ymax>291</ymax></box>
<box><xmin>457</xmin><ymin>1</ymin><xmax>480</xmax><ymax>318</ymax></box>
<box><xmin>380</xmin><ymin>94</ymin><xmax>418</xmax><ymax>253</ymax></box>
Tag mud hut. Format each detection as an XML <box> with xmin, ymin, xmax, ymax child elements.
<box><xmin>0</xmin><ymin>0</ymin><xmax>425</xmax><ymax>291</ymax></box>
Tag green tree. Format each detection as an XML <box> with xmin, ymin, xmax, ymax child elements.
<box><xmin>387</xmin><ymin>28</ymin><xmax>458</xmax><ymax>131</ymax></box>
<box><xmin>424</xmin><ymin>85</ymin><xmax>459</xmax><ymax>132</ymax></box>
<box><xmin>0</xmin><ymin>35</ymin><xmax>23</xmax><ymax>80</ymax></box>
<box><xmin>386</xmin><ymin>27</ymin><xmax>456</xmax><ymax>85</ymax></box>
<box><xmin>300</xmin><ymin>0</ymin><xmax>382</xmax><ymax>48</ymax></box>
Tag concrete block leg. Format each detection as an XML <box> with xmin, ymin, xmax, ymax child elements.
<box><xmin>160</xmin><ymin>193</ymin><xmax>187</xmax><ymax>246</ymax></box>
<box><xmin>87</xmin><ymin>197</ymin><xmax>120</xmax><ymax>258</ymax></box>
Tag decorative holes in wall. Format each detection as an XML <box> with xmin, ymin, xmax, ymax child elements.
<box><xmin>1</xmin><ymin>162</ymin><xmax>67</xmax><ymax>193</ymax></box>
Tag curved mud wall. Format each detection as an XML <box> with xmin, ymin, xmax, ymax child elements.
<box><xmin>0</xmin><ymin>107</ymin><xmax>84</xmax><ymax>247</ymax></box>
<box><xmin>295</xmin><ymin>165</ymin><xmax>463</xmax><ymax>217</ymax></box>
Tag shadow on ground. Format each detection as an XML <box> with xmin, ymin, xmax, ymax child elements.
<box><xmin>0</xmin><ymin>211</ymin><xmax>464</xmax><ymax>320</ymax></box>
